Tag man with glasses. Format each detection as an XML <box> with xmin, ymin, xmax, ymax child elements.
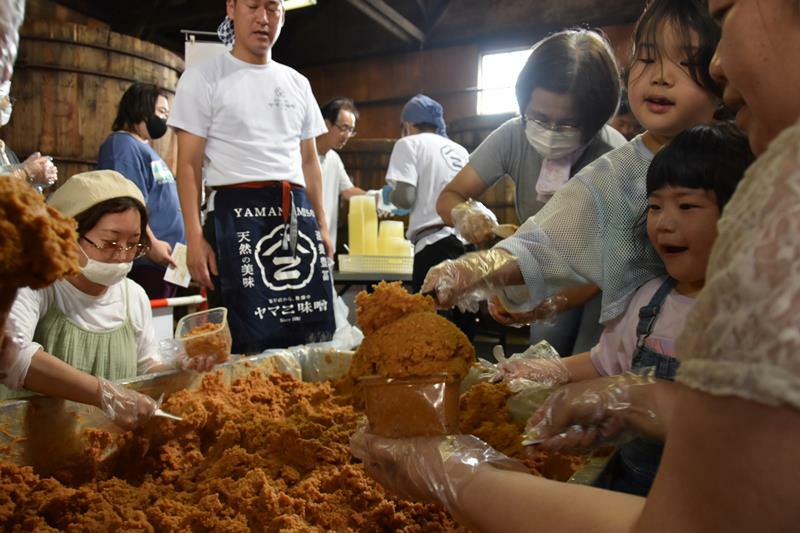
<box><xmin>315</xmin><ymin>97</ymin><xmax>366</xmax><ymax>253</ymax></box>
<box><xmin>170</xmin><ymin>0</ymin><xmax>336</xmax><ymax>353</ymax></box>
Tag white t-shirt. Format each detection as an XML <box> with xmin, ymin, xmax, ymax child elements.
<box><xmin>168</xmin><ymin>52</ymin><xmax>327</xmax><ymax>187</ymax></box>
<box><xmin>590</xmin><ymin>276</ymin><xmax>695</xmax><ymax>376</ymax></box>
<box><xmin>319</xmin><ymin>149</ymin><xmax>354</xmax><ymax>251</ymax></box>
<box><xmin>10</xmin><ymin>278</ymin><xmax>160</xmax><ymax>375</ymax></box>
<box><xmin>385</xmin><ymin>133</ymin><xmax>469</xmax><ymax>253</ymax></box>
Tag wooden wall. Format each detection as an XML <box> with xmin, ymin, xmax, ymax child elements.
<box><xmin>304</xmin><ymin>44</ymin><xmax>480</xmax><ymax>141</ymax></box>
<box><xmin>303</xmin><ymin>23</ymin><xmax>634</xmax><ymax>140</ymax></box>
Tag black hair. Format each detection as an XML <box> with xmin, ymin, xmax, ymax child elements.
<box><xmin>74</xmin><ymin>197</ymin><xmax>151</xmax><ymax>247</ymax></box>
<box><xmin>647</xmin><ymin>123</ymin><xmax>754</xmax><ymax>210</ymax></box>
<box><xmin>320</xmin><ymin>97</ymin><xmax>359</xmax><ymax>125</ymax></box>
<box><xmin>112</xmin><ymin>82</ymin><xmax>168</xmax><ymax>132</ymax></box>
<box><xmin>515</xmin><ymin>28</ymin><xmax>620</xmax><ymax>142</ymax></box>
<box><xmin>633</xmin><ymin>123</ymin><xmax>753</xmax><ymax>257</ymax></box>
<box><xmin>617</xmin><ymin>89</ymin><xmax>632</xmax><ymax>116</ymax></box>
<box><xmin>626</xmin><ymin>0</ymin><xmax>722</xmax><ymax>99</ymax></box>
<box><xmin>411</xmin><ymin>122</ymin><xmax>438</xmax><ymax>133</ymax></box>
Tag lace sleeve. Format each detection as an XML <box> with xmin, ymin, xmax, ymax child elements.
<box><xmin>677</xmin><ymin>122</ymin><xmax>800</xmax><ymax>410</ymax></box>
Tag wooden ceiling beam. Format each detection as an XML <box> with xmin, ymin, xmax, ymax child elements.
<box><xmin>345</xmin><ymin>0</ymin><xmax>425</xmax><ymax>44</ymax></box>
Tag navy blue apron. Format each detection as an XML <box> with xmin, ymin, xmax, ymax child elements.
<box><xmin>213</xmin><ymin>181</ymin><xmax>335</xmax><ymax>354</ymax></box>
<box><xmin>594</xmin><ymin>278</ymin><xmax>680</xmax><ymax>496</ymax></box>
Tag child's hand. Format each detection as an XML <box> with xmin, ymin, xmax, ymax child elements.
<box><xmin>523</xmin><ymin>373</ymin><xmax>660</xmax><ymax>452</ymax></box>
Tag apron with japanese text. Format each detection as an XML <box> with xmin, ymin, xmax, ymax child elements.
<box><xmin>213</xmin><ymin>182</ymin><xmax>335</xmax><ymax>354</ymax></box>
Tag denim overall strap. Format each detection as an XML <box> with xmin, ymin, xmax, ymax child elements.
<box><xmin>601</xmin><ymin>278</ymin><xmax>680</xmax><ymax>497</ymax></box>
<box><xmin>631</xmin><ymin>277</ymin><xmax>680</xmax><ymax>381</ymax></box>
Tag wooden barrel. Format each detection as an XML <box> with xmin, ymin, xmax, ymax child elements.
<box><xmin>448</xmin><ymin>113</ymin><xmax>519</xmax><ymax>225</ymax></box>
<box><xmin>3</xmin><ymin>20</ymin><xmax>184</xmax><ymax>184</ymax></box>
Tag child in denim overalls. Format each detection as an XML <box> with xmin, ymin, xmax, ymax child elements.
<box><xmin>501</xmin><ymin>124</ymin><xmax>755</xmax><ymax>495</ymax></box>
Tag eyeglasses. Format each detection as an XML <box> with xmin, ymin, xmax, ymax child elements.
<box><xmin>524</xmin><ymin>115</ymin><xmax>581</xmax><ymax>134</ymax></box>
<box><xmin>81</xmin><ymin>236</ymin><xmax>150</xmax><ymax>260</ymax></box>
<box><xmin>333</xmin><ymin>123</ymin><xmax>357</xmax><ymax>137</ymax></box>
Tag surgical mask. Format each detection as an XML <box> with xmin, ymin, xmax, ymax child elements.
<box><xmin>525</xmin><ymin>120</ymin><xmax>583</xmax><ymax>160</ymax></box>
<box><xmin>80</xmin><ymin>247</ymin><xmax>133</xmax><ymax>286</ymax></box>
<box><xmin>0</xmin><ymin>81</ymin><xmax>12</xmax><ymax>127</ymax></box>
<box><xmin>146</xmin><ymin>116</ymin><xmax>167</xmax><ymax>140</ymax></box>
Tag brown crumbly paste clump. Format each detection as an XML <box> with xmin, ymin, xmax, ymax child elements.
<box><xmin>183</xmin><ymin>323</ymin><xmax>231</xmax><ymax>363</ymax></box>
<box><xmin>0</xmin><ymin>369</ymin><xmax>465</xmax><ymax>531</ymax></box>
<box><xmin>0</xmin><ymin>174</ymin><xmax>80</xmax><ymax>292</ymax></box>
<box><xmin>459</xmin><ymin>382</ymin><xmax>587</xmax><ymax>481</ymax></box>
<box><xmin>355</xmin><ymin>281</ymin><xmax>435</xmax><ymax>336</ymax></box>
<box><xmin>350</xmin><ymin>312</ymin><xmax>475</xmax><ymax>380</ymax></box>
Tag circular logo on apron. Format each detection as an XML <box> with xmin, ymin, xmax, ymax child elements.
<box><xmin>254</xmin><ymin>224</ymin><xmax>318</xmax><ymax>291</ymax></box>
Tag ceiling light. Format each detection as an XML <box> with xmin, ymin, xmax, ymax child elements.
<box><xmin>285</xmin><ymin>0</ymin><xmax>317</xmax><ymax>10</ymax></box>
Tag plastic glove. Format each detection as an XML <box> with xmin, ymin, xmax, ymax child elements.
<box><xmin>350</xmin><ymin>422</ymin><xmax>527</xmax><ymax>529</ymax></box>
<box><xmin>155</xmin><ymin>338</ymin><xmax>219</xmax><ymax>373</ymax></box>
<box><xmin>523</xmin><ymin>373</ymin><xmax>660</xmax><ymax>452</ymax></box>
<box><xmin>96</xmin><ymin>377</ymin><xmax>157</xmax><ymax>430</ymax></box>
<box><xmin>22</xmin><ymin>153</ymin><xmax>57</xmax><ymax>187</ymax></box>
<box><xmin>493</xmin><ymin>343</ymin><xmax>569</xmax><ymax>386</ymax></box>
<box><xmin>488</xmin><ymin>294</ymin><xmax>567</xmax><ymax>328</ymax></box>
<box><xmin>421</xmin><ymin>248</ymin><xmax>517</xmax><ymax>313</ymax></box>
<box><xmin>450</xmin><ymin>199</ymin><xmax>498</xmax><ymax>245</ymax></box>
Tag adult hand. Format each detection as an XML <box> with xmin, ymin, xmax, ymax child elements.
<box><xmin>96</xmin><ymin>378</ymin><xmax>157</xmax><ymax>431</ymax></box>
<box><xmin>350</xmin><ymin>424</ymin><xmax>527</xmax><ymax>529</ymax></box>
<box><xmin>524</xmin><ymin>373</ymin><xmax>661</xmax><ymax>452</ymax></box>
<box><xmin>186</xmin><ymin>235</ymin><xmax>217</xmax><ymax>291</ymax></box>
<box><xmin>147</xmin><ymin>238</ymin><xmax>177</xmax><ymax>268</ymax></box>
<box><xmin>421</xmin><ymin>248</ymin><xmax>517</xmax><ymax>313</ymax></box>
<box><xmin>450</xmin><ymin>199</ymin><xmax>498</xmax><ymax>245</ymax></box>
<box><xmin>21</xmin><ymin>153</ymin><xmax>58</xmax><ymax>187</ymax></box>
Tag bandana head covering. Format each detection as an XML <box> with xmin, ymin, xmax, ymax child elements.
<box><xmin>401</xmin><ymin>94</ymin><xmax>447</xmax><ymax>138</ymax></box>
<box><xmin>217</xmin><ymin>16</ymin><xmax>235</xmax><ymax>47</ymax></box>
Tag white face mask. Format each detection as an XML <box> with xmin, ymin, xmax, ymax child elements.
<box><xmin>0</xmin><ymin>81</ymin><xmax>12</xmax><ymax>127</ymax></box>
<box><xmin>525</xmin><ymin>120</ymin><xmax>583</xmax><ymax>160</ymax></box>
<box><xmin>80</xmin><ymin>247</ymin><xmax>133</xmax><ymax>286</ymax></box>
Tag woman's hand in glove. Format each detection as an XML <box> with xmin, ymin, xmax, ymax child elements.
<box><xmin>350</xmin><ymin>423</ymin><xmax>527</xmax><ymax>529</ymax></box>
<box><xmin>96</xmin><ymin>378</ymin><xmax>157</xmax><ymax>431</ymax></box>
<box><xmin>450</xmin><ymin>199</ymin><xmax>498</xmax><ymax>245</ymax></box>
<box><xmin>421</xmin><ymin>248</ymin><xmax>518</xmax><ymax>313</ymax></box>
<box><xmin>22</xmin><ymin>152</ymin><xmax>57</xmax><ymax>187</ymax></box>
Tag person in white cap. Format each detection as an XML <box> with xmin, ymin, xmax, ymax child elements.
<box><xmin>0</xmin><ymin>170</ymin><xmax>212</xmax><ymax>404</ymax></box>
<box><xmin>383</xmin><ymin>94</ymin><xmax>476</xmax><ymax>339</ymax></box>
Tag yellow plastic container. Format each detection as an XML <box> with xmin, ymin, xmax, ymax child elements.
<box><xmin>348</xmin><ymin>195</ymin><xmax>379</xmax><ymax>255</ymax></box>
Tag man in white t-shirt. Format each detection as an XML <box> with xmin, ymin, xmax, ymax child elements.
<box><xmin>384</xmin><ymin>94</ymin><xmax>476</xmax><ymax>339</ymax></box>
<box><xmin>168</xmin><ymin>0</ymin><xmax>335</xmax><ymax>353</ymax></box>
<box><xmin>316</xmin><ymin>97</ymin><xmax>366</xmax><ymax>252</ymax></box>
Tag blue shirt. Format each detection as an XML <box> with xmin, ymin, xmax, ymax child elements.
<box><xmin>97</xmin><ymin>132</ymin><xmax>185</xmax><ymax>266</ymax></box>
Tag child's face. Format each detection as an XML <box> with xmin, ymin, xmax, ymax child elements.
<box><xmin>628</xmin><ymin>21</ymin><xmax>719</xmax><ymax>140</ymax></box>
<box><xmin>647</xmin><ymin>186</ymin><xmax>720</xmax><ymax>292</ymax></box>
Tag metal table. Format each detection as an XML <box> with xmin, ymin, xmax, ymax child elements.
<box><xmin>333</xmin><ymin>271</ymin><xmax>413</xmax><ymax>292</ymax></box>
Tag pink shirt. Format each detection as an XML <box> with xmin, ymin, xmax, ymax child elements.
<box><xmin>590</xmin><ymin>277</ymin><xmax>695</xmax><ymax>376</ymax></box>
